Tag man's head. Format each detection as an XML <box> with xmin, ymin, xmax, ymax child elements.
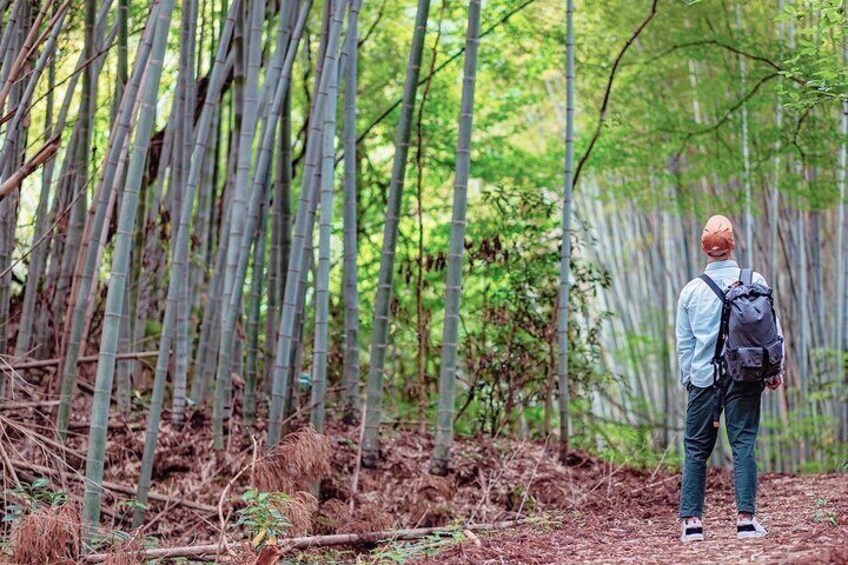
<box><xmin>701</xmin><ymin>215</ymin><xmax>735</xmax><ymax>260</ymax></box>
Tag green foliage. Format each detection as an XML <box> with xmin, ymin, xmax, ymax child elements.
<box><xmin>813</xmin><ymin>497</ymin><xmax>839</xmax><ymax>526</ymax></box>
<box><xmin>3</xmin><ymin>478</ymin><xmax>68</xmax><ymax>524</ymax></box>
<box><xmin>573</xmin><ymin>402</ymin><xmax>683</xmax><ymax>470</ymax></box>
<box><xmin>234</xmin><ymin>489</ymin><xmax>292</xmax><ymax>547</ymax></box>
<box><xmin>779</xmin><ymin>0</ymin><xmax>848</xmax><ymax>108</ymax></box>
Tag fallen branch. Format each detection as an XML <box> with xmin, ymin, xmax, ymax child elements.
<box><xmin>0</xmin><ymin>400</ymin><xmax>60</xmax><ymax>410</ymax></box>
<box><xmin>84</xmin><ymin>519</ymin><xmax>529</xmax><ymax>562</ymax></box>
<box><xmin>5</xmin><ymin>350</ymin><xmax>160</xmax><ymax>370</ymax></box>
<box><xmin>0</xmin><ymin>135</ymin><xmax>60</xmax><ymax>200</ymax></box>
<box><xmin>349</xmin><ymin>401</ymin><xmax>367</xmax><ymax>512</ymax></box>
<box><xmin>9</xmin><ymin>459</ymin><xmax>218</xmax><ymax>514</ymax></box>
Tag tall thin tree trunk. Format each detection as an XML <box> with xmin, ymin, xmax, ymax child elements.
<box><xmin>132</xmin><ymin>0</ymin><xmax>240</xmax><ymax>528</ymax></box>
<box><xmin>429</xmin><ymin>0</ymin><xmax>481</xmax><ymax>477</ymax></box>
<box><xmin>341</xmin><ymin>0</ymin><xmax>361</xmax><ymax>424</ymax></box>
<box><xmin>267</xmin><ymin>0</ymin><xmax>339</xmax><ymax>446</ymax></box>
<box><xmin>56</xmin><ymin>0</ymin><xmax>159</xmax><ymax>439</ymax></box>
<box><xmin>171</xmin><ymin>0</ymin><xmax>200</xmax><ymax>429</ymax></box>
<box><xmin>556</xmin><ymin>0</ymin><xmax>575</xmax><ymax>463</ymax></box>
<box><xmin>212</xmin><ymin>0</ymin><xmax>268</xmax><ymax>449</ymax></box>
<box><xmin>266</xmin><ymin>87</ymin><xmax>292</xmax><ymax>394</ymax></box>
<box><xmin>413</xmin><ymin>0</ymin><xmax>445</xmax><ymax>433</ymax></box>
<box><xmin>213</xmin><ymin>0</ymin><xmax>309</xmax><ymax>449</ymax></box>
<box><xmin>265</xmin><ymin>5</ymin><xmax>296</xmax><ymax>395</ymax></box>
<box><xmin>13</xmin><ymin>40</ymin><xmax>56</xmax><ymax>360</ymax></box>
<box><xmin>309</xmin><ymin>22</ymin><xmax>342</xmax><ymax>433</ymax></box>
<box><xmin>735</xmin><ymin>1</ymin><xmax>753</xmax><ymax>267</ymax></box>
<box><xmin>82</xmin><ymin>0</ymin><xmax>175</xmax><ymax>541</ymax></box>
<box><xmin>836</xmin><ymin>5</ymin><xmax>848</xmax><ymax>443</ymax></box>
<box><xmin>245</xmin><ymin>191</ymin><xmax>269</xmax><ymax>430</ymax></box>
<box><xmin>361</xmin><ymin>0</ymin><xmax>431</xmax><ymax>467</ymax></box>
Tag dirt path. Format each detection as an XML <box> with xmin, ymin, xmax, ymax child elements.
<box><xmin>413</xmin><ymin>473</ymin><xmax>848</xmax><ymax>564</ymax></box>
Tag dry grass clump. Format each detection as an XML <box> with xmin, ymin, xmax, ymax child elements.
<box><xmin>314</xmin><ymin>498</ymin><xmax>352</xmax><ymax>534</ymax></box>
<box><xmin>273</xmin><ymin>491</ymin><xmax>319</xmax><ymax>536</ymax></box>
<box><xmin>10</xmin><ymin>503</ymin><xmax>80</xmax><ymax>564</ymax></box>
<box><xmin>245</xmin><ymin>426</ymin><xmax>330</xmax><ymax>538</ymax></box>
<box><xmin>342</xmin><ymin>502</ymin><xmax>395</xmax><ymax>534</ymax></box>
<box><xmin>414</xmin><ymin>474</ymin><xmax>455</xmax><ymax>501</ymax></box>
<box><xmin>403</xmin><ymin>474</ymin><xmax>456</xmax><ymax>527</ymax></box>
<box><xmin>313</xmin><ymin>498</ymin><xmax>394</xmax><ymax>535</ymax></box>
<box><xmin>100</xmin><ymin>534</ymin><xmax>144</xmax><ymax>565</ymax></box>
<box><xmin>253</xmin><ymin>425</ymin><xmax>331</xmax><ymax>493</ymax></box>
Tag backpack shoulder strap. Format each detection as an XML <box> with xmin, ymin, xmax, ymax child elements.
<box><xmin>699</xmin><ymin>273</ymin><xmax>730</xmax><ymax>380</ymax></box>
<box><xmin>699</xmin><ymin>273</ymin><xmax>726</xmax><ymax>302</ymax></box>
<box><xmin>740</xmin><ymin>268</ymin><xmax>753</xmax><ymax>287</ymax></box>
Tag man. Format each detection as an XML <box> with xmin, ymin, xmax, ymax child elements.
<box><xmin>676</xmin><ymin>215</ymin><xmax>783</xmax><ymax>542</ymax></box>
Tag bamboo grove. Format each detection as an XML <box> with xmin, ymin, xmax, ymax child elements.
<box><xmin>0</xmin><ymin>0</ymin><xmax>846</xmax><ymax>543</ymax></box>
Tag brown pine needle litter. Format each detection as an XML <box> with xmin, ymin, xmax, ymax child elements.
<box><xmin>99</xmin><ymin>534</ymin><xmax>144</xmax><ymax>565</ymax></box>
<box><xmin>273</xmin><ymin>491</ymin><xmax>319</xmax><ymax>536</ymax></box>
<box><xmin>252</xmin><ymin>424</ymin><xmax>332</xmax><ymax>494</ymax></box>
<box><xmin>9</xmin><ymin>503</ymin><xmax>81</xmax><ymax>564</ymax></box>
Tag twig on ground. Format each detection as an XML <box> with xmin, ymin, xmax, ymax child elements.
<box><xmin>84</xmin><ymin>519</ymin><xmax>530</xmax><ymax>562</ymax></box>
<box><xmin>216</xmin><ymin>435</ymin><xmax>260</xmax><ymax>559</ymax></box>
<box><xmin>0</xmin><ymin>431</ymin><xmax>22</xmax><ymax>490</ymax></box>
<box><xmin>571</xmin><ymin>460</ymin><xmax>628</xmax><ymax>507</ymax></box>
<box><xmin>630</xmin><ymin>473</ymin><xmax>681</xmax><ymax>494</ymax></box>
<box><xmin>463</xmin><ymin>528</ymin><xmax>483</xmax><ymax>548</ymax></box>
<box><xmin>516</xmin><ymin>435</ymin><xmax>550</xmax><ymax>518</ymax></box>
<box><xmin>470</xmin><ymin>438</ymin><xmax>527</xmax><ymax>523</ymax></box>
<box><xmin>349</xmin><ymin>401</ymin><xmax>367</xmax><ymax>512</ymax></box>
<box><xmin>9</xmin><ymin>459</ymin><xmax>218</xmax><ymax>513</ymax></box>
<box><xmin>5</xmin><ymin>350</ymin><xmax>161</xmax><ymax>370</ymax></box>
<box><xmin>0</xmin><ymin>400</ymin><xmax>61</xmax><ymax>410</ymax></box>
<box><xmin>649</xmin><ymin>440</ymin><xmax>674</xmax><ymax>482</ymax></box>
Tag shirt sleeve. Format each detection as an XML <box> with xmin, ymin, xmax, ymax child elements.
<box><xmin>676</xmin><ymin>284</ymin><xmax>696</xmax><ymax>386</ymax></box>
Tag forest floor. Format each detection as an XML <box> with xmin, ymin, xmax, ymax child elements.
<box><xmin>411</xmin><ymin>473</ymin><xmax>848</xmax><ymax>565</ymax></box>
<box><xmin>1</xmin><ymin>390</ymin><xmax>847</xmax><ymax>563</ymax></box>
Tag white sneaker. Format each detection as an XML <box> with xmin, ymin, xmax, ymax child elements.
<box><xmin>737</xmin><ymin>516</ymin><xmax>768</xmax><ymax>539</ymax></box>
<box><xmin>680</xmin><ymin>517</ymin><xmax>704</xmax><ymax>542</ymax></box>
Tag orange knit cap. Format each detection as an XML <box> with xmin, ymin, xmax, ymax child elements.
<box><xmin>701</xmin><ymin>215</ymin><xmax>735</xmax><ymax>257</ymax></box>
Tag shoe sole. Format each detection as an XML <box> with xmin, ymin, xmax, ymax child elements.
<box><xmin>737</xmin><ymin>531</ymin><xmax>767</xmax><ymax>539</ymax></box>
<box><xmin>681</xmin><ymin>534</ymin><xmax>704</xmax><ymax>543</ymax></box>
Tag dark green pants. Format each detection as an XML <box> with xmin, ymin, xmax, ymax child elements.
<box><xmin>678</xmin><ymin>379</ymin><xmax>764</xmax><ymax>519</ymax></box>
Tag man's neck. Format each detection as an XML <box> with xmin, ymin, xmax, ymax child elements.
<box><xmin>707</xmin><ymin>254</ymin><xmax>732</xmax><ymax>264</ymax></box>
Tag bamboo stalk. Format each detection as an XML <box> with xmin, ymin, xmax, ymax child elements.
<box><xmin>81</xmin><ymin>0</ymin><xmax>176</xmax><ymax>541</ymax></box>
<box><xmin>430</xmin><ymin>0</ymin><xmax>481</xmax><ymax>476</ymax></box>
<box><xmin>556</xmin><ymin>0</ymin><xmax>575</xmax><ymax>463</ymax></box>
<box><xmin>267</xmin><ymin>0</ymin><xmax>342</xmax><ymax>446</ymax></box>
<box><xmin>55</xmin><ymin>0</ymin><xmax>161</xmax><ymax>440</ymax></box>
<box><xmin>341</xmin><ymin>0</ymin><xmax>362</xmax><ymax>424</ymax></box>
<box><xmin>133</xmin><ymin>0</ymin><xmax>241</xmax><ymax>527</ymax></box>
<box><xmin>361</xmin><ymin>0</ymin><xmax>432</xmax><ymax>468</ymax></box>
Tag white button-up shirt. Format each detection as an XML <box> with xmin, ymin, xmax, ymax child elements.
<box><xmin>675</xmin><ymin>259</ymin><xmax>782</xmax><ymax>388</ymax></box>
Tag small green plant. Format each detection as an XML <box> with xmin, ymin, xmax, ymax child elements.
<box><xmin>813</xmin><ymin>498</ymin><xmax>838</xmax><ymax>526</ymax></box>
<box><xmin>3</xmin><ymin>478</ymin><xmax>68</xmax><ymax>524</ymax></box>
<box><xmin>234</xmin><ymin>489</ymin><xmax>291</xmax><ymax>547</ymax></box>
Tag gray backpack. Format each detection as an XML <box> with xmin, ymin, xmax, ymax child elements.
<box><xmin>700</xmin><ymin>268</ymin><xmax>784</xmax><ymax>384</ymax></box>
